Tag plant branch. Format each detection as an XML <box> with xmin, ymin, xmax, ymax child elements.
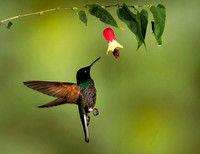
<box><xmin>0</xmin><ymin>4</ymin><xmax>152</xmax><ymax>26</ymax></box>
<box><xmin>0</xmin><ymin>7</ymin><xmax>70</xmax><ymax>23</ymax></box>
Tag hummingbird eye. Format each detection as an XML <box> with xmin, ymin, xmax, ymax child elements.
<box><xmin>84</xmin><ymin>70</ymin><xmax>87</xmax><ymax>73</ymax></box>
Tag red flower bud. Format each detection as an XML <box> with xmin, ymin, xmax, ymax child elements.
<box><xmin>103</xmin><ymin>28</ymin><xmax>116</xmax><ymax>42</ymax></box>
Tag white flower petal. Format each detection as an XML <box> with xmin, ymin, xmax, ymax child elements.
<box><xmin>107</xmin><ymin>40</ymin><xmax>123</xmax><ymax>54</ymax></box>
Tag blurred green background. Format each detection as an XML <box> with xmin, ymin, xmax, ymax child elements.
<box><xmin>0</xmin><ymin>0</ymin><xmax>200</xmax><ymax>153</ymax></box>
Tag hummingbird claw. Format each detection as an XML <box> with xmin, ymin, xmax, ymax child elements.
<box><xmin>93</xmin><ymin>108</ymin><xmax>99</xmax><ymax>116</ymax></box>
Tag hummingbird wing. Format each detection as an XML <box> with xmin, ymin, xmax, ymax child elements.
<box><xmin>78</xmin><ymin>95</ymin><xmax>89</xmax><ymax>143</ymax></box>
<box><xmin>23</xmin><ymin>81</ymin><xmax>80</xmax><ymax>103</ymax></box>
<box><xmin>38</xmin><ymin>98</ymin><xmax>68</xmax><ymax>108</ymax></box>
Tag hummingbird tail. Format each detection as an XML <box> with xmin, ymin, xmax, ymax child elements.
<box><xmin>78</xmin><ymin>102</ymin><xmax>89</xmax><ymax>143</ymax></box>
<box><xmin>38</xmin><ymin>98</ymin><xmax>67</xmax><ymax>108</ymax></box>
<box><xmin>83</xmin><ymin>114</ymin><xmax>89</xmax><ymax>143</ymax></box>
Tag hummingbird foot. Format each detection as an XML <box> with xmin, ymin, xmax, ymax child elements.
<box><xmin>88</xmin><ymin>108</ymin><xmax>99</xmax><ymax>116</ymax></box>
<box><xmin>93</xmin><ymin>108</ymin><xmax>99</xmax><ymax>116</ymax></box>
<box><xmin>86</xmin><ymin>115</ymin><xmax>90</xmax><ymax>126</ymax></box>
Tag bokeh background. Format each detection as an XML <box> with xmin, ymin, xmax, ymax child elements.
<box><xmin>0</xmin><ymin>0</ymin><xmax>200</xmax><ymax>153</ymax></box>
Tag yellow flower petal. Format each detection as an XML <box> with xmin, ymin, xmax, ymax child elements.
<box><xmin>107</xmin><ymin>40</ymin><xmax>123</xmax><ymax>54</ymax></box>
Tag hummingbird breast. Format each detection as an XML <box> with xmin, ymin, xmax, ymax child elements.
<box><xmin>80</xmin><ymin>79</ymin><xmax>96</xmax><ymax>109</ymax></box>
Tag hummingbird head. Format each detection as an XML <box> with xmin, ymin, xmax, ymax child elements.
<box><xmin>76</xmin><ymin>57</ymin><xmax>101</xmax><ymax>84</ymax></box>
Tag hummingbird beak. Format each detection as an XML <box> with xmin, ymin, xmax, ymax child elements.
<box><xmin>90</xmin><ymin>57</ymin><xmax>101</xmax><ymax>67</ymax></box>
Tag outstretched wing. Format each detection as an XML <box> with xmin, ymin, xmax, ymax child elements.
<box><xmin>38</xmin><ymin>98</ymin><xmax>69</xmax><ymax>108</ymax></box>
<box><xmin>23</xmin><ymin>81</ymin><xmax>80</xmax><ymax>103</ymax></box>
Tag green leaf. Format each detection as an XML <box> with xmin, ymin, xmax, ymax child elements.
<box><xmin>7</xmin><ymin>21</ymin><xmax>13</xmax><ymax>29</ymax></box>
<box><xmin>139</xmin><ymin>9</ymin><xmax>148</xmax><ymax>40</ymax></box>
<box><xmin>150</xmin><ymin>4</ymin><xmax>166</xmax><ymax>45</ymax></box>
<box><xmin>87</xmin><ymin>4</ymin><xmax>120</xmax><ymax>29</ymax></box>
<box><xmin>117</xmin><ymin>3</ymin><xmax>145</xmax><ymax>49</ymax></box>
<box><xmin>78</xmin><ymin>11</ymin><xmax>87</xmax><ymax>26</ymax></box>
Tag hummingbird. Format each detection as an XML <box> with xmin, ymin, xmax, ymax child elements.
<box><xmin>23</xmin><ymin>57</ymin><xmax>101</xmax><ymax>143</ymax></box>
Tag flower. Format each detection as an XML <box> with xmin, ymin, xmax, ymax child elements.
<box><xmin>103</xmin><ymin>28</ymin><xmax>123</xmax><ymax>54</ymax></box>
